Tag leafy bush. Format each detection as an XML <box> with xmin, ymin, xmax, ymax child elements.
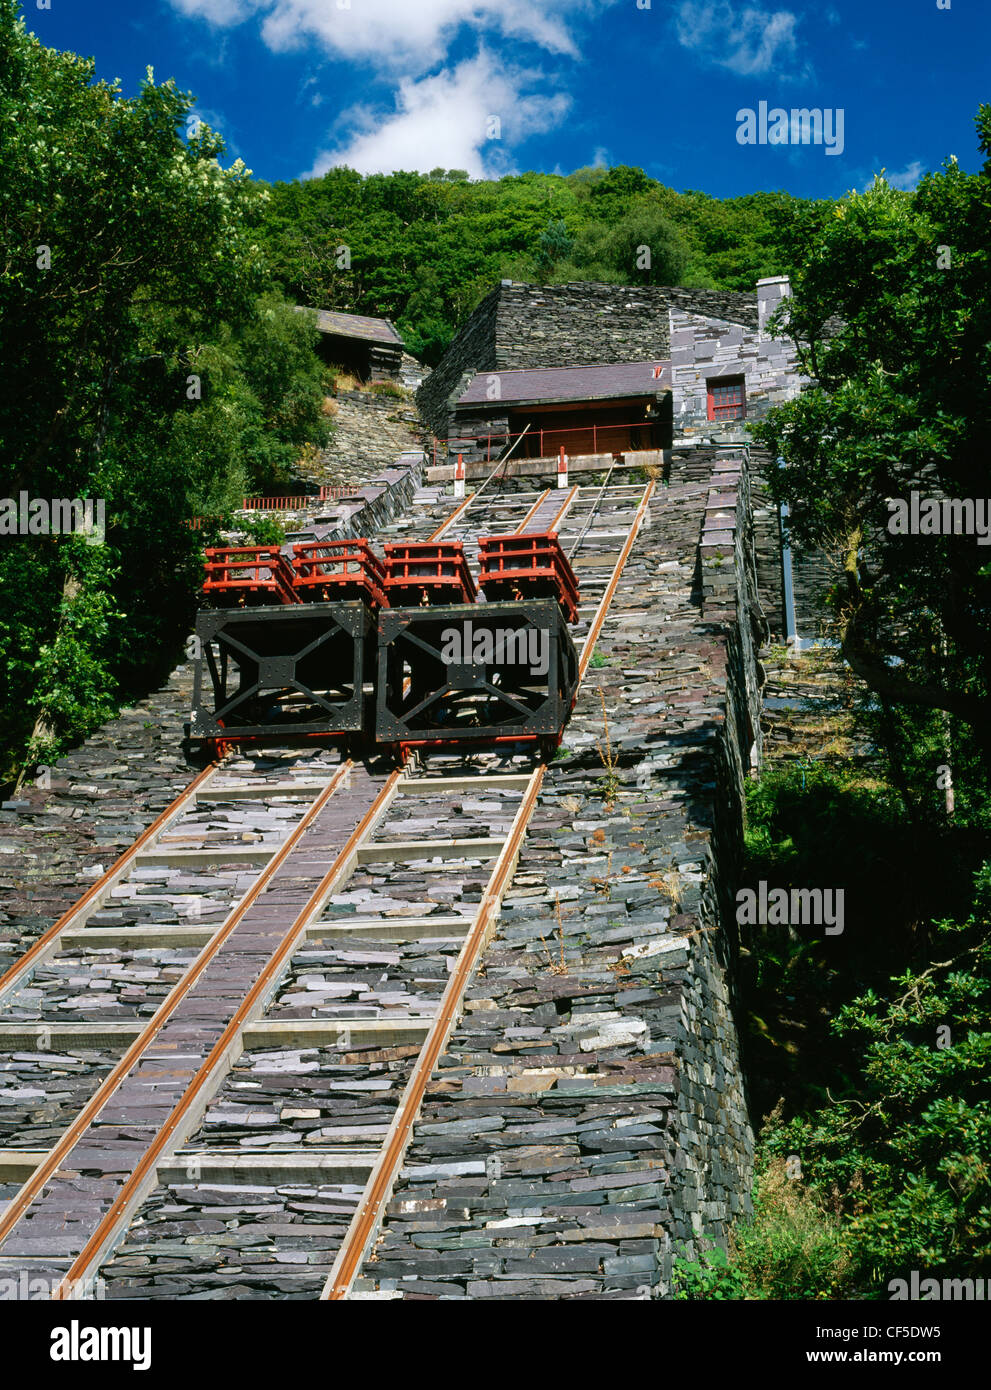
<box><xmin>760</xmin><ymin>868</ymin><xmax>991</xmax><ymax>1293</ymax></box>
<box><xmin>671</xmin><ymin>1244</ymin><xmax>747</xmax><ymax>1300</ymax></box>
<box><xmin>673</xmin><ymin>1160</ymin><xmax>853</xmax><ymax>1300</ymax></box>
<box><xmin>235</xmin><ymin>515</ymin><xmax>288</xmax><ymax>546</ymax></box>
<box><xmin>732</xmin><ymin>1157</ymin><xmax>854</xmax><ymax>1299</ymax></box>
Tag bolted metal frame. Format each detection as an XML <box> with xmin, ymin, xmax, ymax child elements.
<box><xmin>375</xmin><ymin>598</ymin><xmax>578</xmax><ymax>746</ymax></box>
<box><xmin>190</xmin><ymin>600</ymin><xmax>374</xmax><ymax>740</ymax></box>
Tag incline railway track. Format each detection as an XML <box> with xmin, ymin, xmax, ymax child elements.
<box><xmin>0</xmin><ymin>472</ymin><xmax>654</xmax><ymax>1300</ymax></box>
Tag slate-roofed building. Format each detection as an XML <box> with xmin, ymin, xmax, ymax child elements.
<box><xmin>418</xmin><ymin>276</ymin><xmax>806</xmax><ymax>467</ymax></box>
<box><xmin>451</xmin><ymin>360</ymin><xmax>672</xmax><ymax>462</ymax></box>
<box><xmin>297</xmin><ymin>307</ymin><xmax>404</xmax><ymax>383</ymax></box>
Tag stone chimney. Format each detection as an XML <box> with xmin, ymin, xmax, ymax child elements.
<box><xmin>757</xmin><ymin>275</ymin><xmax>792</xmax><ymax>340</ymax></box>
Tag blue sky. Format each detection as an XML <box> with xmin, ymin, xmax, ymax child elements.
<box><xmin>23</xmin><ymin>0</ymin><xmax>990</xmax><ymax>197</ymax></box>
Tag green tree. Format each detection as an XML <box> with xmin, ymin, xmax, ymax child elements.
<box><xmin>534</xmin><ymin>218</ymin><xmax>573</xmax><ymax>277</ymax></box>
<box><xmin>568</xmin><ymin>205</ymin><xmax>689</xmax><ymax>285</ymax></box>
<box><xmin>761</xmin><ymin>865</ymin><xmax>991</xmax><ymax>1291</ymax></box>
<box><xmin>0</xmin><ymin>4</ymin><xmax>326</xmax><ymax>778</ymax></box>
<box><xmin>754</xmin><ymin>107</ymin><xmax>991</xmax><ymax>780</ymax></box>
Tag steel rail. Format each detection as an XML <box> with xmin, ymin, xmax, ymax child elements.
<box><xmin>0</xmin><ymin>759</ymin><xmax>221</xmax><ymax>1005</ymax></box>
<box><xmin>322</xmin><ymin>486</ymin><xmax>656</xmax><ymax>1298</ymax></box>
<box><xmin>0</xmin><ymin>760</ymin><xmax>355</xmax><ymax>1251</ymax></box>
<box><xmin>578</xmin><ymin>482</ymin><xmax>655</xmax><ymax>679</ymax></box>
<box><xmin>426</xmin><ymin>491</ymin><xmax>475</xmax><ymax>543</ymax></box>
<box><xmin>429</xmin><ymin>445</ymin><xmax>535</xmax><ymax>542</ymax></box>
<box><xmin>546</xmin><ymin>484</ymin><xmax>580</xmax><ymax>534</ymax></box>
<box><xmin>324</xmin><ymin>766</ymin><xmax>545</xmax><ymax>1299</ymax></box>
<box><xmin>54</xmin><ymin>766</ymin><xmax>405</xmax><ymax>1299</ymax></box>
<box><xmin>511</xmin><ymin>489</ymin><xmax>550</xmax><ymax>534</ymax></box>
<box><xmin>565</xmin><ymin>462</ymin><xmax>618</xmax><ymax>561</ymax></box>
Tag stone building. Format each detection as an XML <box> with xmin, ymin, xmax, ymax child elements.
<box><xmin>448</xmin><ymin>360</ymin><xmax>672</xmax><ymax>469</ymax></box>
<box><xmin>298</xmin><ymin>307</ymin><xmax>404</xmax><ymax>383</ymax></box>
<box><xmin>418</xmin><ymin>276</ymin><xmax>805</xmax><ymax>462</ymax></box>
<box><xmin>670</xmin><ymin>276</ymin><xmax>802</xmax><ymax>443</ymax></box>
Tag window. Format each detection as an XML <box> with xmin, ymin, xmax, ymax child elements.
<box><xmin>707</xmin><ymin>376</ymin><xmax>746</xmax><ymax>421</ymax></box>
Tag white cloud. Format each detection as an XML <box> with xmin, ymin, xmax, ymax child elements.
<box><xmin>171</xmin><ymin>0</ymin><xmax>616</xmax><ymax>181</ymax></box>
<box><xmin>171</xmin><ymin>0</ymin><xmax>266</xmax><ymax>24</ymax></box>
<box><xmin>675</xmin><ymin>1</ymin><xmax>800</xmax><ymax>76</ymax></box>
<box><xmin>306</xmin><ymin>51</ymin><xmax>570</xmax><ymax>178</ymax></box>
<box><xmin>861</xmin><ymin>160</ymin><xmax>925</xmax><ymax>193</ymax></box>
<box><xmin>169</xmin><ymin>0</ymin><xmax>613</xmax><ymax>69</ymax></box>
<box><xmin>887</xmin><ymin>160</ymin><xmax>924</xmax><ymax>191</ymax></box>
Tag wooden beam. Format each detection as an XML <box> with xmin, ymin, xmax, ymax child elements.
<box><xmin>59</xmin><ymin>926</ymin><xmax>215</xmax><ymax>950</ymax></box>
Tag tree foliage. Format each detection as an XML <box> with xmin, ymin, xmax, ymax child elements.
<box><xmin>0</xmin><ymin>3</ymin><xmax>329</xmax><ymax>779</ymax></box>
<box><xmin>754</xmin><ymin>108</ymin><xmax>991</xmax><ymax>777</ymax></box>
<box><xmin>762</xmin><ymin>866</ymin><xmax>991</xmax><ymax>1291</ymax></box>
<box><xmin>254</xmin><ymin>163</ymin><xmax>805</xmax><ymax>364</ymax></box>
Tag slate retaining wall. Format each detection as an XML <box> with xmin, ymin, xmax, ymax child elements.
<box><xmin>358</xmin><ymin>465</ymin><xmax>761</xmax><ymax>1300</ymax></box>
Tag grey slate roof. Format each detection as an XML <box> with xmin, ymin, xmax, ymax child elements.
<box><xmin>456</xmin><ymin>360</ymin><xmax>671</xmax><ymax>408</ymax></box>
<box><xmin>297</xmin><ymin>307</ymin><xmax>403</xmax><ymax>346</ymax></box>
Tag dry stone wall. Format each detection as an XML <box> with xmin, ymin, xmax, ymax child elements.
<box><xmin>415</xmin><ymin>287</ymin><xmax>501</xmax><ymax>441</ymax></box>
<box><xmin>494</xmin><ymin>283</ymin><xmax>756</xmax><ymax>373</ymax></box>
<box><xmin>672</xmin><ymin>445</ymin><xmax>785</xmax><ymax>641</ymax></box>
<box><xmin>295</xmin><ymin>387</ymin><xmax>426</xmax><ymax>494</ymax></box>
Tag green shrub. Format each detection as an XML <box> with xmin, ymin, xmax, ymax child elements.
<box><xmin>671</xmin><ymin>1245</ymin><xmax>747</xmax><ymax>1300</ymax></box>
<box><xmin>732</xmin><ymin>1157</ymin><xmax>854</xmax><ymax>1299</ymax></box>
<box><xmin>368</xmin><ymin>379</ymin><xmax>406</xmax><ymax>399</ymax></box>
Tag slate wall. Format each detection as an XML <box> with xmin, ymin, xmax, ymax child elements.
<box><xmin>359</xmin><ymin>460</ymin><xmax>762</xmax><ymax>1299</ymax></box>
<box><xmin>669</xmin><ymin>448</ymin><xmax>785</xmax><ymax>640</ymax></box>
<box><xmin>415</xmin><ymin>286</ymin><xmax>501</xmax><ymax>441</ymax></box>
<box><xmin>494</xmin><ymin>283</ymin><xmax>757</xmax><ymax>374</ymax></box>
<box><xmin>669</xmin><ymin>308</ymin><xmax>804</xmax><ymax>445</ymax></box>
<box><xmin>416</xmin><ymin>281</ymin><xmax>759</xmax><ymax>441</ymax></box>
<box><xmin>749</xmin><ymin>449</ymin><xmax>785</xmax><ymax>638</ymax></box>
